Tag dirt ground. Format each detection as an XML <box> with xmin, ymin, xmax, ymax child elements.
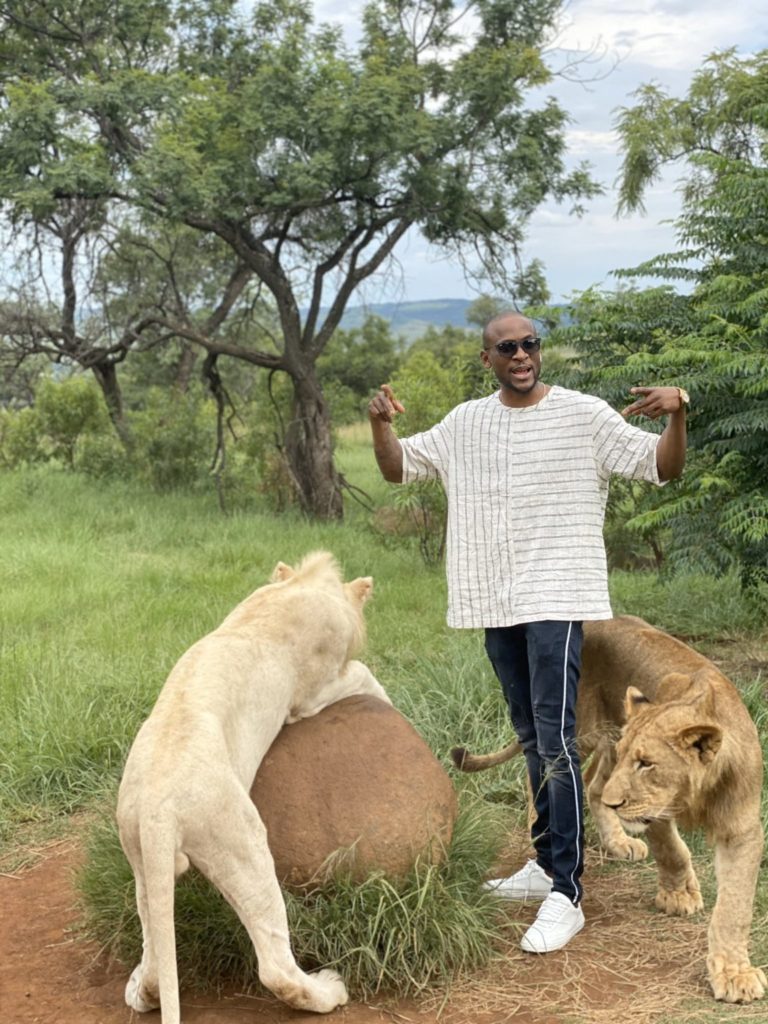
<box><xmin>3</xmin><ymin>825</ymin><xmax>763</xmax><ymax>1024</ymax></box>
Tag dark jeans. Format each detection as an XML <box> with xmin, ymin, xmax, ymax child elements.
<box><xmin>484</xmin><ymin>620</ymin><xmax>584</xmax><ymax>905</ymax></box>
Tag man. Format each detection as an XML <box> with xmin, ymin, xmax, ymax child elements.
<box><xmin>368</xmin><ymin>310</ymin><xmax>687</xmax><ymax>954</ymax></box>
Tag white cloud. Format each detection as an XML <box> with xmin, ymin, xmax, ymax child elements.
<box><xmin>552</xmin><ymin>0</ymin><xmax>767</xmax><ymax>72</ymax></box>
<box><xmin>285</xmin><ymin>2</ymin><xmax>768</xmax><ymax>303</ymax></box>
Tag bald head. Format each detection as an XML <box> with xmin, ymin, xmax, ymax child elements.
<box><xmin>482</xmin><ymin>310</ymin><xmax>535</xmax><ymax>348</ymax></box>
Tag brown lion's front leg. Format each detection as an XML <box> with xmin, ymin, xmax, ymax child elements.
<box><xmin>707</xmin><ymin>826</ymin><xmax>766</xmax><ymax>1003</ymax></box>
<box><xmin>645</xmin><ymin>820</ymin><xmax>703</xmax><ymax>916</ymax></box>
<box><xmin>587</xmin><ymin>742</ymin><xmax>648</xmax><ymax>861</ymax></box>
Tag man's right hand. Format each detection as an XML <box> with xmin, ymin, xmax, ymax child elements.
<box><xmin>368</xmin><ymin>384</ymin><xmax>405</xmax><ymax>424</ymax></box>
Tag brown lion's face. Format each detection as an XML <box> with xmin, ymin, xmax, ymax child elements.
<box><xmin>601</xmin><ymin>674</ymin><xmax>723</xmax><ymax>831</ymax></box>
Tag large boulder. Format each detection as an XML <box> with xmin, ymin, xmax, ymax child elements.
<box><xmin>250</xmin><ymin>694</ymin><xmax>457</xmax><ymax>887</ymax></box>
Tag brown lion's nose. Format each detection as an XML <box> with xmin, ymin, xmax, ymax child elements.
<box><xmin>601</xmin><ymin>791</ymin><xmax>625</xmax><ymax>810</ymax></box>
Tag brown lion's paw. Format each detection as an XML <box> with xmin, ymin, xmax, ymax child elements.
<box><xmin>708</xmin><ymin>955</ymin><xmax>767</xmax><ymax>1003</ymax></box>
<box><xmin>655</xmin><ymin>885</ymin><xmax>703</xmax><ymax>916</ymax></box>
<box><xmin>605</xmin><ymin>835</ymin><xmax>648</xmax><ymax>861</ymax></box>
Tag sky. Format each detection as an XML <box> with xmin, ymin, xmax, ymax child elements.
<box><xmin>314</xmin><ymin>0</ymin><xmax>768</xmax><ymax>307</ymax></box>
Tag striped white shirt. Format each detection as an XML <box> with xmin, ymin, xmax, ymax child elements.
<box><xmin>399</xmin><ymin>385</ymin><xmax>662</xmax><ymax>628</ymax></box>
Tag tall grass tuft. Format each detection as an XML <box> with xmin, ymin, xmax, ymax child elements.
<box><xmin>78</xmin><ymin>795</ymin><xmax>512</xmax><ymax>999</ymax></box>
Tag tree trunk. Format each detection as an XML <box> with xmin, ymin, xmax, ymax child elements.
<box><xmin>90</xmin><ymin>360</ymin><xmax>133</xmax><ymax>451</ymax></box>
<box><xmin>285</xmin><ymin>368</ymin><xmax>344</xmax><ymax>520</ymax></box>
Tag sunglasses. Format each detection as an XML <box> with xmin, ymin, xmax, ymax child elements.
<box><xmin>488</xmin><ymin>337</ymin><xmax>541</xmax><ymax>357</ymax></box>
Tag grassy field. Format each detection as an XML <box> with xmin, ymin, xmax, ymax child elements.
<box><xmin>1</xmin><ymin>429</ymin><xmax>767</xmax><ymax>1007</ymax></box>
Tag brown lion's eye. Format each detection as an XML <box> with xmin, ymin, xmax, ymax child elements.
<box><xmin>636</xmin><ymin>758</ymin><xmax>654</xmax><ymax>770</ymax></box>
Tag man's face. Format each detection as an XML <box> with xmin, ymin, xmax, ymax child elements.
<box><xmin>480</xmin><ymin>314</ymin><xmax>542</xmax><ymax>399</ymax></box>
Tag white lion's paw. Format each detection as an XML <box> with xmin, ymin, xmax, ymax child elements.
<box><xmin>655</xmin><ymin>883</ymin><xmax>703</xmax><ymax>916</ymax></box>
<box><xmin>605</xmin><ymin>834</ymin><xmax>648</xmax><ymax>861</ymax></box>
<box><xmin>305</xmin><ymin>968</ymin><xmax>349</xmax><ymax>1013</ymax></box>
<box><xmin>125</xmin><ymin>965</ymin><xmax>160</xmax><ymax>1012</ymax></box>
<box><xmin>708</xmin><ymin>955</ymin><xmax>767</xmax><ymax>1003</ymax></box>
<box><xmin>271</xmin><ymin>968</ymin><xmax>348</xmax><ymax>1014</ymax></box>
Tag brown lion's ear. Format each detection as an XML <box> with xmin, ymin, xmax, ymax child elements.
<box><xmin>624</xmin><ymin>686</ymin><xmax>651</xmax><ymax>719</ymax></box>
<box><xmin>676</xmin><ymin>723</ymin><xmax>723</xmax><ymax>765</ymax></box>
<box><xmin>656</xmin><ymin>672</ymin><xmax>694</xmax><ymax>702</ymax></box>
<box><xmin>271</xmin><ymin>561</ymin><xmax>295</xmax><ymax>583</ymax></box>
<box><xmin>347</xmin><ymin>576</ymin><xmax>373</xmax><ymax>604</ymax></box>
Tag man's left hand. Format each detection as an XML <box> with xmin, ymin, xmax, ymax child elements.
<box><xmin>621</xmin><ymin>386</ymin><xmax>686</xmax><ymax>420</ymax></box>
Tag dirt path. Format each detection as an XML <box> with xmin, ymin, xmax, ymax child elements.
<box><xmin>3</xmin><ymin>828</ymin><xmax>749</xmax><ymax>1024</ymax></box>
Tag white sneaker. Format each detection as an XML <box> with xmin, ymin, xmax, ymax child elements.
<box><xmin>520</xmin><ymin>891</ymin><xmax>585</xmax><ymax>953</ymax></box>
<box><xmin>483</xmin><ymin>859</ymin><xmax>553</xmax><ymax>901</ymax></box>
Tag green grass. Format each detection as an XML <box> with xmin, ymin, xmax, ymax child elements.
<box><xmin>2</xmin><ymin>450</ymin><xmax>767</xmax><ymax>1001</ymax></box>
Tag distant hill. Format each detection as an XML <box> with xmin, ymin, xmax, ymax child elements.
<box><xmin>334</xmin><ymin>298</ymin><xmax>571</xmax><ymax>341</ymax></box>
<box><xmin>338</xmin><ymin>298</ymin><xmax>473</xmax><ymax>342</ymax></box>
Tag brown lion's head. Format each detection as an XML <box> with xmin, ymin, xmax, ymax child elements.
<box><xmin>601</xmin><ymin>671</ymin><xmax>723</xmax><ymax>832</ymax></box>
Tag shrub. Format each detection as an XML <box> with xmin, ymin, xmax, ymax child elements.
<box><xmin>34</xmin><ymin>376</ymin><xmax>109</xmax><ymax>467</ymax></box>
<box><xmin>131</xmin><ymin>386</ymin><xmax>217</xmax><ymax>491</ymax></box>
<box><xmin>0</xmin><ymin>406</ymin><xmax>45</xmax><ymax>467</ymax></box>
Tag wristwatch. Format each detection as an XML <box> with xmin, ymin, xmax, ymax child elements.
<box><xmin>676</xmin><ymin>386</ymin><xmax>690</xmax><ymax>409</ymax></box>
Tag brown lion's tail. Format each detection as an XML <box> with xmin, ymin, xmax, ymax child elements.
<box><xmin>449</xmin><ymin>739</ymin><xmax>522</xmax><ymax>772</ymax></box>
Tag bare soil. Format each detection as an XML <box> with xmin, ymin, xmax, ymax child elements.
<box><xmin>2</xmin><ymin>826</ymin><xmax>753</xmax><ymax>1024</ymax></box>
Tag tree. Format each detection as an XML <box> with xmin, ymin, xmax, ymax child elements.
<box><xmin>564</xmin><ymin>50</ymin><xmax>768</xmax><ymax>584</ymax></box>
<box><xmin>317</xmin><ymin>315</ymin><xmax>403</xmax><ymax>424</ymax></box>
<box><xmin>0</xmin><ymin>0</ymin><xmax>599</xmax><ymax>518</ymax></box>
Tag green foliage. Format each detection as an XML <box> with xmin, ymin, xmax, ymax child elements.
<box><xmin>131</xmin><ymin>385</ymin><xmax>217</xmax><ymax>491</ymax></box>
<box><xmin>0</xmin><ymin>0</ymin><xmax>601</xmax><ymax>519</ymax></box>
<box><xmin>34</xmin><ymin>376</ymin><xmax>109</xmax><ymax>466</ymax></box>
<box><xmin>0</xmin><ymin>375</ymin><xmax>111</xmax><ymax>468</ymax></box>
<box><xmin>0</xmin><ymin>404</ymin><xmax>44</xmax><ymax>466</ymax></box>
<box><xmin>318</xmin><ymin>316</ymin><xmax>403</xmax><ymax>425</ymax></box>
<box><xmin>549</xmin><ymin>50</ymin><xmax>768</xmax><ymax>587</ymax></box>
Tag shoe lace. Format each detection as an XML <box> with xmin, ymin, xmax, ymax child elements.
<box><xmin>536</xmin><ymin>895</ymin><xmax>568</xmax><ymax>924</ymax></box>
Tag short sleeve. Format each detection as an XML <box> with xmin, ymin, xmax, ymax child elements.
<box><xmin>591</xmin><ymin>401</ymin><xmax>662</xmax><ymax>484</ymax></box>
<box><xmin>399</xmin><ymin>413</ymin><xmax>454</xmax><ymax>484</ymax></box>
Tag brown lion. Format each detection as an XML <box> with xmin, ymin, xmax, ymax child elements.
<box><xmin>452</xmin><ymin>615</ymin><xmax>765</xmax><ymax>1003</ymax></box>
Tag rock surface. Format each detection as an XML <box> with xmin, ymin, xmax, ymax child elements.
<box><xmin>250</xmin><ymin>694</ymin><xmax>457</xmax><ymax>887</ymax></box>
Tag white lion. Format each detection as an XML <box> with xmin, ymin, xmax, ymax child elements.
<box><xmin>117</xmin><ymin>551</ymin><xmax>390</xmax><ymax>1023</ymax></box>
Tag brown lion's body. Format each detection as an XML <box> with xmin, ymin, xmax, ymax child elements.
<box><xmin>452</xmin><ymin>615</ymin><xmax>765</xmax><ymax>1003</ymax></box>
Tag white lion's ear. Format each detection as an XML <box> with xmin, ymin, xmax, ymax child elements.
<box><xmin>677</xmin><ymin>723</ymin><xmax>723</xmax><ymax>765</ymax></box>
<box><xmin>624</xmin><ymin>686</ymin><xmax>650</xmax><ymax>719</ymax></box>
<box><xmin>347</xmin><ymin>576</ymin><xmax>373</xmax><ymax>604</ymax></box>
<box><xmin>271</xmin><ymin>561</ymin><xmax>295</xmax><ymax>583</ymax></box>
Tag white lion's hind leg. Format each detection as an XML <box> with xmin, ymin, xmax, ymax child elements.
<box><xmin>122</xmin><ymin>862</ymin><xmax>163</xmax><ymax>1012</ymax></box>
<box><xmin>199</xmin><ymin>794</ymin><xmax>348</xmax><ymax>1013</ymax></box>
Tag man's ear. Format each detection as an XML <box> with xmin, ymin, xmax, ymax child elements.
<box><xmin>624</xmin><ymin>685</ymin><xmax>651</xmax><ymax>720</ymax></box>
<box><xmin>676</xmin><ymin>723</ymin><xmax>723</xmax><ymax>765</ymax></box>
<box><xmin>271</xmin><ymin>561</ymin><xmax>295</xmax><ymax>583</ymax></box>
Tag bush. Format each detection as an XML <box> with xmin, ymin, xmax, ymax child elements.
<box><xmin>131</xmin><ymin>386</ymin><xmax>217</xmax><ymax>491</ymax></box>
<box><xmin>0</xmin><ymin>406</ymin><xmax>45</xmax><ymax>467</ymax></box>
<box><xmin>74</xmin><ymin>431</ymin><xmax>130</xmax><ymax>480</ymax></box>
<box><xmin>34</xmin><ymin>376</ymin><xmax>109</xmax><ymax>467</ymax></box>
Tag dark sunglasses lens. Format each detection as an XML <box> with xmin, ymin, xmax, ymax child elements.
<box><xmin>495</xmin><ymin>338</ymin><xmax>540</xmax><ymax>355</ymax></box>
